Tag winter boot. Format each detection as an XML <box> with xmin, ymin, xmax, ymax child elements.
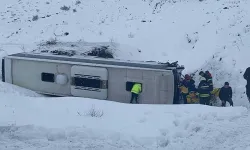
<box><xmin>221</xmin><ymin>101</ymin><xmax>226</xmax><ymax>107</ymax></box>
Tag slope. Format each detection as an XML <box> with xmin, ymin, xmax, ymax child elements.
<box><xmin>0</xmin><ymin>94</ymin><xmax>249</xmax><ymax>150</ymax></box>
<box><xmin>0</xmin><ymin>0</ymin><xmax>250</xmax><ymax>107</ymax></box>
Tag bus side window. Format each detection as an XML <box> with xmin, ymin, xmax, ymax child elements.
<box><xmin>126</xmin><ymin>82</ymin><xmax>142</xmax><ymax>92</ymax></box>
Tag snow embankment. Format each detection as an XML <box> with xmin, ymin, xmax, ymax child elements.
<box><xmin>0</xmin><ymin>94</ymin><xmax>249</xmax><ymax>149</ymax></box>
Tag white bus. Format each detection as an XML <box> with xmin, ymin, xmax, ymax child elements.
<box><xmin>2</xmin><ymin>52</ymin><xmax>184</xmax><ymax>104</ymax></box>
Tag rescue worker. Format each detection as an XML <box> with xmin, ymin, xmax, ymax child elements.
<box><xmin>205</xmin><ymin>70</ymin><xmax>212</xmax><ymax>78</ymax></box>
<box><xmin>182</xmin><ymin>74</ymin><xmax>191</xmax><ymax>86</ymax></box>
<box><xmin>187</xmin><ymin>91</ymin><xmax>199</xmax><ymax>104</ymax></box>
<box><xmin>188</xmin><ymin>78</ymin><xmax>197</xmax><ymax>93</ymax></box>
<box><xmin>205</xmin><ymin>70</ymin><xmax>213</xmax><ymax>91</ymax></box>
<box><xmin>219</xmin><ymin>82</ymin><xmax>233</xmax><ymax>107</ymax></box>
<box><xmin>179</xmin><ymin>83</ymin><xmax>188</xmax><ymax>104</ymax></box>
<box><xmin>210</xmin><ymin>88</ymin><xmax>221</xmax><ymax>106</ymax></box>
<box><xmin>130</xmin><ymin>83</ymin><xmax>142</xmax><ymax>104</ymax></box>
<box><xmin>179</xmin><ymin>74</ymin><xmax>191</xmax><ymax>104</ymax></box>
<box><xmin>199</xmin><ymin>71</ymin><xmax>206</xmax><ymax>78</ymax></box>
<box><xmin>199</xmin><ymin>70</ymin><xmax>213</xmax><ymax>91</ymax></box>
<box><xmin>197</xmin><ymin>77</ymin><xmax>211</xmax><ymax>105</ymax></box>
<box><xmin>243</xmin><ymin>67</ymin><xmax>250</xmax><ymax>102</ymax></box>
<box><xmin>211</xmin><ymin>88</ymin><xmax>220</xmax><ymax>98</ymax></box>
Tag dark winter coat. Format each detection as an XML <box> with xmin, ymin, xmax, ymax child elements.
<box><xmin>187</xmin><ymin>79</ymin><xmax>197</xmax><ymax>92</ymax></box>
<box><xmin>198</xmin><ymin>80</ymin><xmax>211</xmax><ymax>97</ymax></box>
<box><xmin>204</xmin><ymin>73</ymin><xmax>213</xmax><ymax>91</ymax></box>
<box><xmin>244</xmin><ymin>67</ymin><xmax>250</xmax><ymax>85</ymax></box>
<box><xmin>181</xmin><ymin>79</ymin><xmax>189</xmax><ymax>87</ymax></box>
<box><xmin>219</xmin><ymin>86</ymin><xmax>232</xmax><ymax>100</ymax></box>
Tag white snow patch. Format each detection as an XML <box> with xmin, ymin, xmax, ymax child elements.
<box><xmin>0</xmin><ymin>95</ymin><xmax>249</xmax><ymax>149</ymax></box>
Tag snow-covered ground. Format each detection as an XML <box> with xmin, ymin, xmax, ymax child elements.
<box><xmin>0</xmin><ymin>92</ymin><xmax>249</xmax><ymax>150</ymax></box>
<box><xmin>1</xmin><ymin>0</ymin><xmax>250</xmax><ymax>149</ymax></box>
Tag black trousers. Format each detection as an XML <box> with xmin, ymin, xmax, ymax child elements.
<box><xmin>221</xmin><ymin>98</ymin><xmax>233</xmax><ymax>107</ymax></box>
<box><xmin>246</xmin><ymin>85</ymin><xmax>250</xmax><ymax>100</ymax></box>
<box><xmin>130</xmin><ymin>93</ymin><xmax>139</xmax><ymax>104</ymax></box>
<box><xmin>182</xmin><ymin>93</ymin><xmax>188</xmax><ymax>104</ymax></box>
<box><xmin>200</xmin><ymin>97</ymin><xmax>210</xmax><ymax>105</ymax></box>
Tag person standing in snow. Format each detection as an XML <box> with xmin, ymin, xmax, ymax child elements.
<box><xmin>219</xmin><ymin>82</ymin><xmax>233</xmax><ymax>107</ymax></box>
<box><xmin>199</xmin><ymin>71</ymin><xmax>213</xmax><ymax>91</ymax></box>
<box><xmin>243</xmin><ymin>67</ymin><xmax>250</xmax><ymax>102</ymax></box>
<box><xmin>130</xmin><ymin>83</ymin><xmax>142</xmax><ymax>104</ymax></box>
<box><xmin>187</xmin><ymin>78</ymin><xmax>197</xmax><ymax>93</ymax></box>
<box><xmin>199</xmin><ymin>71</ymin><xmax>206</xmax><ymax>78</ymax></box>
<box><xmin>197</xmin><ymin>77</ymin><xmax>211</xmax><ymax>105</ymax></box>
<box><xmin>205</xmin><ymin>70</ymin><xmax>213</xmax><ymax>91</ymax></box>
<box><xmin>179</xmin><ymin>74</ymin><xmax>191</xmax><ymax>104</ymax></box>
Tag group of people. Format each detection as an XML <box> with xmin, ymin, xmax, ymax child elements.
<box><xmin>129</xmin><ymin>67</ymin><xmax>250</xmax><ymax>106</ymax></box>
<box><xmin>179</xmin><ymin>71</ymin><xmax>234</xmax><ymax>107</ymax></box>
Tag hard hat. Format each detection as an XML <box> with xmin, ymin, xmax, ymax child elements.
<box><xmin>185</xmin><ymin>74</ymin><xmax>191</xmax><ymax>80</ymax></box>
<box><xmin>199</xmin><ymin>71</ymin><xmax>204</xmax><ymax>75</ymax></box>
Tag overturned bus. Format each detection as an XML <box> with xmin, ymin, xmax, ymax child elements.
<box><xmin>1</xmin><ymin>52</ymin><xmax>184</xmax><ymax>104</ymax></box>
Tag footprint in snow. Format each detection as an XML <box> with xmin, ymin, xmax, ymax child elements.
<box><xmin>184</xmin><ymin>122</ymin><xmax>190</xmax><ymax>130</ymax></box>
<box><xmin>173</xmin><ymin>120</ymin><xmax>180</xmax><ymax>127</ymax></box>
<box><xmin>174</xmin><ymin>113</ymin><xmax>182</xmax><ymax>118</ymax></box>
<box><xmin>192</xmin><ymin>126</ymin><xmax>203</xmax><ymax>133</ymax></box>
<box><xmin>144</xmin><ymin>111</ymin><xmax>151</xmax><ymax>115</ymax></box>
<box><xmin>138</xmin><ymin>118</ymin><xmax>146</xmax><ymax>123</ymax></box>
<box><xmin>159</xmin><ymin>129</ymin><xmax>169</xmax><ymax>136</ymax></box>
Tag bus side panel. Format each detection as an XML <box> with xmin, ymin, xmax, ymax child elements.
<box><xmin>155</xmin><ymin>71</ymin><xmax>175</xmax><ymax>104</ymax></box>
<box><xmin>141</xmin><ymin>70</ymin><xmax>157</xmax><ymax>104</ymax></box>
<box><xmin>3</xmin><ymin>58</ymin><xmax>13</xmax><ymax>83</ymax></box>
<box><xmin>107</xmin><ymin>68</ymin><xmax>129</xmax><ymax>103</ymax></box>
<box><xmin>11</xmin><ymin>59</ymin><xmax>71</xmax><ymax>95</ymax></box>
<box><xmin>107</xmin><ymin>68</ymin><xmax>174</xmax><ymax>104</ymax></box>
<box><xmin>108</xmin><ymin>68</ymin><xmax>155</xmax><ymax>104</ymax></box>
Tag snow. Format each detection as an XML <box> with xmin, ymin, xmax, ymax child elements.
<box><xmin>0</xmin><ymin>82</ymin><xmax>42</xmax><ymax>97</ymax></box>
<box><xmin>0</xmin><ymin>0</ymin><xmax>250</xmax><ymax>149</ymax></box>
<box><xmin>0</xmin><ymin>93</ymin><xmax>249</xmax><ymax>149</ymax></box>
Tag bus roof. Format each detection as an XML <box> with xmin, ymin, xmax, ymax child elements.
<box><xmin>8</xmin><ymin>52</ymin><xmax>184</xmax><ymax>70</ymax></box>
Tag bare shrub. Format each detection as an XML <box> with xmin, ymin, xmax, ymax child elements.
<box><xmin>75</xmin><ymin>0</ymin><xmax>81</xmax><ymax>5</ymax></box>
<box><xmin>157</xmin><ymin>138</ymin><xmax>170</xmax><ymax>148</ymax></box>
<box><xmin>50</xmin><ymin>49</ymin><xmax>76</xmax><ymax>56</ymax></box>
<box><xmin>81</xmin><ymin>105</ymin><xmax>104</xmax><ymax>117</ymax></box>
<box><xmin>60</xmin><ymin>6</ymin><xmax>70</xmax><ymax>11</ymax></box>
<box><xmin>244</xmin><ymin>25</ymin><xmax>250</xmax><ymax>33</ymax></box>
<box><xmin>86</xmin><ymin>46</ymin><xmax>114</xmax><ymax>58</ymax></box>
<box><xmin>186</xmin><ymin>34</ymin><xmax>191</xmax><ymax>43</ymax></box>
<box><xmin>45</xmin><ymin>38</ymin><xmax>57</xmax><ymax>45</ymax></box>
<box><xmin>128</xmin><ymin>32</ymin><xmax>135</xmax><ymax>38</ymax></box>
<box><xmin>32</xmin><ymin>15</ymin><xmax>39</xmax><ymax>21</ymax></box>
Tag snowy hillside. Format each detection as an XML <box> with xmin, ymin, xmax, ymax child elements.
<box><xmin>1</xmin><ymin>0</ymin><xmax>250</xmax><ymax>149</ymax></box>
